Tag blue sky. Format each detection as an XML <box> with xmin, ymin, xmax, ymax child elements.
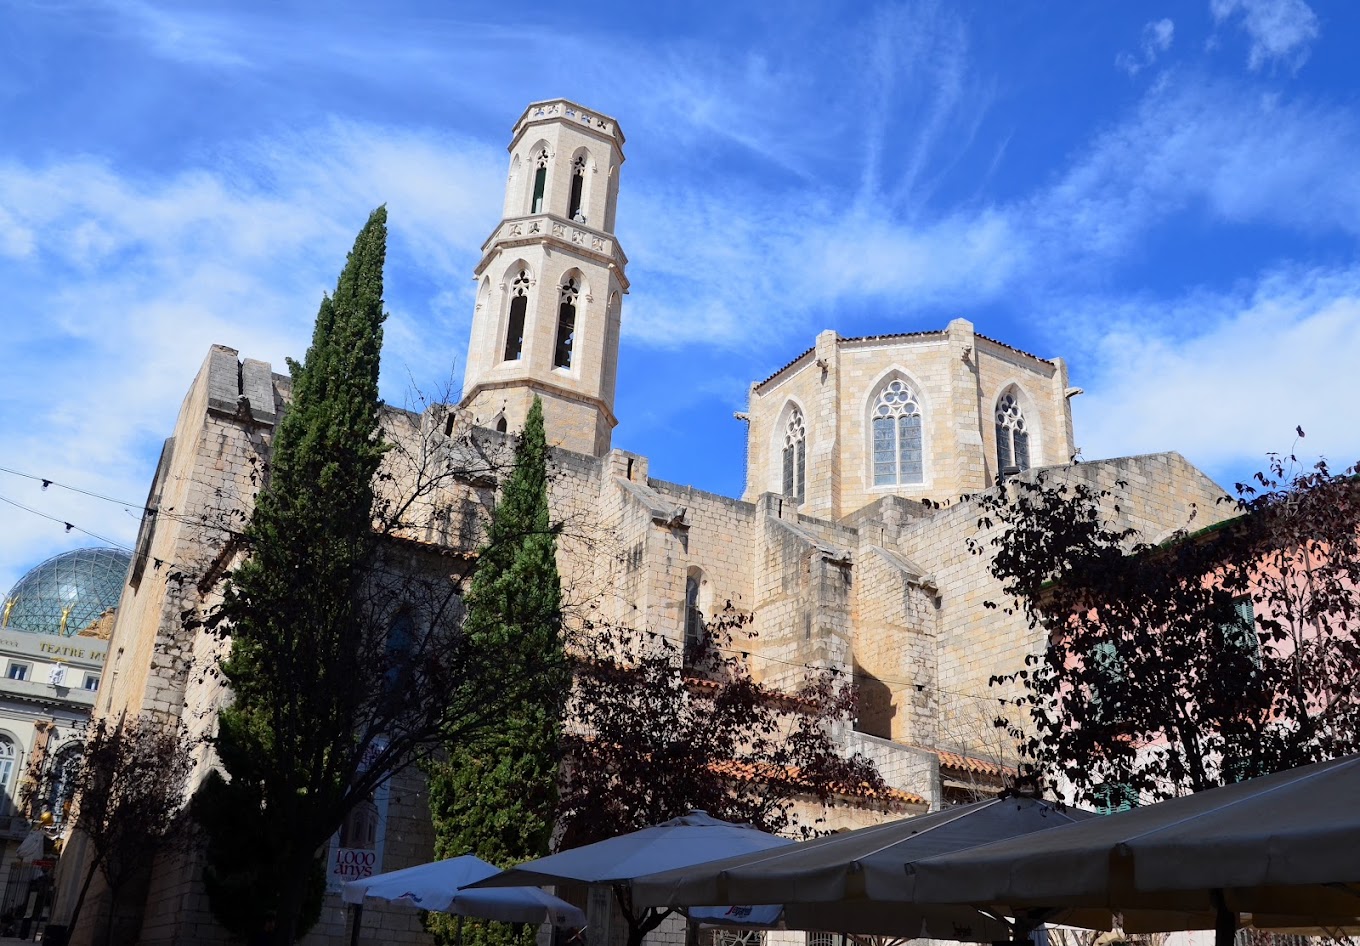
<box><xmin>2</xmin><ymin>0</ymin><xmax>1358</xmax><ymax>592</ymax></box>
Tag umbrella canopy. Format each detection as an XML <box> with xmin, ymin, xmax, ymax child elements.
<box><xmin>689</xmin><ymin>901</ymin><xmax>1014</xmax><ymax>941</ymax></box>
<box><xmin>470</xmin><ymin>811</ymin><xmax>794</xmax><ymax>889</ymax></box>
<box><xmin>343</xmin><ymin>855</ymin><xmax>586</xmax><ymax>928</ymax></box>
<box><xmin>902</xmin><ymin>754</ymin><xmax>1360</xmax><ymax>931</ymax></box>
<box><xmin>632</xmin><ymin>796</ymin><xmax>1089</xmax><ymax>909</ymax></box>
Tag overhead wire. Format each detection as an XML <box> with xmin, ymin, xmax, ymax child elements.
<box><xmin>0</xmin><ymin>469</ymin><xmax>1034</xmax><ymax>708</ymax></box>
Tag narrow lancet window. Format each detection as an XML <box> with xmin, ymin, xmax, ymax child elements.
<box><xmin>531</xmin><ymin>148</ymin><xmax>549</xmax><ymax>214</ymax></box>
<box><xmin>554</xmin><ymin>278</ymin><xmax>579</xmax><ymax>368</ymax></box>
<box><xmin>995</xmin><ymin>390</ymin><xmax>1031</xmax><ymax>474</ymax></box>
<box><xmin>503</xmin><ymin>269</ymin><xmax>530</xmax><ymax>361</ymax></box>
<box><xmin>568</xmin><ymin>155</ymin><xmax>587</xmax><ymax>221</ymax></box>
<box><xmin>684</xmin><ymin>574</ymin><xmax>705</xmax><ymax>666</ymax></box>
<box><xmin>871</xmin><ymin>379</ymin><xmax>923</xmax><ymax>486</ymax></box>
<box><xmin>781</xmin><ymin>406</ymin><xmax>807</xmax><ymax>504</ymax></box>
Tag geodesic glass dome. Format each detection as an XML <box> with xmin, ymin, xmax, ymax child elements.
<box><xmin>1</xmin><ymin>548</ymin><xmax>132</xmax><ymax>637</ymax></box>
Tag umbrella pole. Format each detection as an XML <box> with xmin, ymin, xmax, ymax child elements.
<box><xmin>1211</xmin><ymin>891</ymin><xmax>1237</xmax><ymax>946</ymax></box>
<box><xmin>349</xmin><ymin>903</ymin><xmax>363</xmax><ymax>946</ymax></box>
<box><xmin>456</xmin><ymin>913</ymin><xmax>465</xmax><ymax>946</ymax></box>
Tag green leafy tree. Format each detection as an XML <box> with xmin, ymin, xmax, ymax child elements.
<box><xmin>192</xmin><ymin>210</ymin><xmax>564</xmax><ymax>944</ymax></box>
<box><xmin>978</xmin><ymin>449</ymin><xmax>1360</xmax><ymax>807</ymax></box>
<box><xmin>426</xmin><ymin>398</ymin><xmax>568</xmax><ymax>946</ymax></box>
<box><xmin>561</xmin><ymin>609</ymin><xmax>887</xmax><ymax>946</ymax></box>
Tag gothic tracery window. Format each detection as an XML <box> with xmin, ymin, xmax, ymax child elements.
<box><xmin>531</xmin><ymin>148</ymin><xmax>549</xmax><ymax>214</ymax></box>
<box><xmin>568</xmin><ymin>154</ymin><xmax>587</xmax><ymax>221</ymax></box>
<box><xmin>995</xmin><ymin>389</ymin><xmax>1031</xmax><ymax>474</ymax></box>
<box><xmin>503</xmin><ymin>269</ymin><xmax>531</xmax><ymax>362</ymax></box>
<box><xmin>554</xmin><ymin>277</ymin><xmax>579</xmax><ymax>369</ymax></box>
<box><xmin>871</xmin><ymin>379</ymin><xmax>923</xmax><ymax>486</ymax></box>
<box><xmin>0</xmin><ymin>737</ymin><xmax>16</xmax><ymax>816</ymax></box>
<box><xmin>45</xmin><ymin>745</ymin><xmax>81</xmax><ymax>826</ymax></box>
<box><xmin>781</xmin><ymin>406</ymin><xmax>806</xmax><ymax>504</ymax></box>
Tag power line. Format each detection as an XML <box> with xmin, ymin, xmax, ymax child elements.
<box><xmin>0</xmin><ymin>465</ymin><xmax>146</xmax><ymax>512</ymax></box>
<box><xmin>0</xmin><ymin>469</ymin><xmax>1034</xmax><ymax>709</ymax></box>
<box><xmin>0</xmin><ymin>493</ymin><xmax>135</xmax><ymax>552</ymax></box>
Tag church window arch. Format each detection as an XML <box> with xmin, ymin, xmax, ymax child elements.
<box><xmin>995</xmin><ymin>386</ymin><xmax>1034</xmax><ymax>475</ymax></box>
<box><xmin>0</xmin><ymin>734</ymin><xmax>18</xmax><ymax>815</ymax></box>
<box><xmin>529</xmin><ymin>145</ymin><xmax>550</xmax><ymax>214</ymax></box>
<box><xmin>554</xmin><ymin>273</ymin><xmax>582</xmax><ymax>369</ymax></box>
<box><xmin>684</xmin><ymin>568</ymin><xmax>707</xmax><ymax>667</ymax></box>
<box><xmin>567</xmin><ymin>150</ymin><xmax>589</xmax><ymax>222</ymax></box>
<box><xmin>779</xmin><ymin>404</ymin><xmax>807</xmax><ymax>504</ymax></box>
<box><xmin>868</xmin><ymin>375</ymin><xmax>924</xmax><ymax>486</ymax></box>
<box><xmin>44</xmin><ymin>743</ymin><xmax>81</xmax><ymax>826</ymax></box>
<box><xmin>502</xmin><ymin>266</ymin><xmax>532</xmax><ymax>362</ymax></box>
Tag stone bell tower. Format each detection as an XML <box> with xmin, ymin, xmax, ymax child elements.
<box><xmin>459</xmin><ymin>99</ymin><xmax>629</xmax><ymax>456</ymax></box>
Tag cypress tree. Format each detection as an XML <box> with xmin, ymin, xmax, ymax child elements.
<box><xmin>195</xmin><ymin>207</ymin><xmax>389</xmax><ymax>944</ymax></box>
<box><xmin>427</xmin><ymin>397</ymin><xmax>567</xmax><ymax>946</ymax></box>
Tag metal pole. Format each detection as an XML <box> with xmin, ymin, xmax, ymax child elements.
<box><xmin>1212</xmin><ymin>891</ymin><xmax>1237</xmax><ymax>946</ymax></box>
<box><xmin>349</xmin><ymin>902</ymin><xmax>363</xmax><ymax>946</ymax></box>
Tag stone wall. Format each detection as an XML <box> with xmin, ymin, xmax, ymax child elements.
<box><xmin>745</xmin><ymin>320</ymin><xmax>1072</xmax><ymax>521</ymax></box>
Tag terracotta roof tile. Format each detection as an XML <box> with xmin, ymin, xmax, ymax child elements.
<box><xmin>706</xmin><ymin>759</ymin><xmax>925</xmax><ymax>807</ymax></box>
<box><xmin>935</xmin><ymin>750</ymin><xmax>1016</xmax><ymax>779</ymax></box>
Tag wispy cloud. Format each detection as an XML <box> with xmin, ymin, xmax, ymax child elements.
<box><xmin>0</xmin><ymin>121</ymin><xmax>503</xmax><ymax>591</ymax></box>
<box><xmin>1210</xmin><ymin>0</ymin><xmax>1320</xmax><ymax>72</ymax></box>
<box><xmin>1071</xmin><ymin>262</ymin><xmax>1360</xmax><ymax>480</ymax></box>
<box><xmin>1117</xmin><ymin>18</ymin><xmax>1176</xmax><ymax>77</ymax></box>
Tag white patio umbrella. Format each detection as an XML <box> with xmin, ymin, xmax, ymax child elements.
<box><xmin>632</xmin><ymin>796</ymin><xmax>1088</xmax><ymax>910</ymax></box>
<box><xmin>343</xmin><ymin>855</ymin><xmax>585</xmax><ymax>946</ymax></box>
<box><xmin>900</xmin><ymin>754</ymin><xmax>1360</xmax><ymax>945</ymax></box>
<box><xmin>469</xmin><ymin>811</ymin><xmax>795</xmax><ymax>946</ymax></box>
<box><xmin>688</xmin><ymin>901</ymin><xmax>1014</xmax><ymax>941</ymax></box>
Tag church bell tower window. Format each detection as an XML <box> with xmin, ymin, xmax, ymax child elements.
<box><xmin>531</xmin><ymin>149</ymin><xmax>549</xmax><ymax>214</ymax></box>
<box><xmin>871</xmin><ymin>379</ymin><xmax>923</xmax><ymax>486</ymax></box>
<box><xmin>503</xmin><ymin>269</ymin><xmax>531</xmax><ymax>362</ymax></box>
<box><xmin>554</xmin><ymin>278</ymin><xmax>579</xmax><ymax>369</ymax></box>
<box><xmin>781</xmin><ymin>406</ymin><xmax>806</xmax><ymax>504</ymax></box>
<box><xmin>568</xmin><ymin>155</ymin><xmax>587</xmax><ymax>221</ymax></box>
<box><xmin>996</xmin><ymin>390</ymin><xmax>1031</xmax><ymax>473</ymax></box>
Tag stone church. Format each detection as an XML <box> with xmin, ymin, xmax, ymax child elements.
<box><xmin>57</xmin><ymin>100</ymin><xmax>1233</xmax><ymax>945</ymax></box>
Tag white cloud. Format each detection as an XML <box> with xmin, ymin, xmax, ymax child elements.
<box><xmin>1117</xmin><ymin>18</ymin><xmax>1176</xmax><ymax>76</ymax></box>
<box><xmin>0</xmin><ymin>121</ymin><xmax>503</xmax><ymax>593</ymax></box>
<box><xmin>1210</xmin><ymin>0</ymin><xmax>1319</xmax><ymax>71</ymax></box>
<box><xmin>1029</xmin><ymin>74</ymin><xmax>1360</xmax><ymax>264</ymax></box>
<box><xmin>1071</xmin><ymin>263</ymin><xmax>1360</xmax><ymax>482</ymax></box>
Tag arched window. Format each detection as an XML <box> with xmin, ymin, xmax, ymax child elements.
<box><xmin>385</xmin><ymin>611</ymin><xmax>414</xmax><ymax>692</ymax></box>
<box><xmin>781</xmin><ymin>406</ymin><xmax>806</xmax><ymax>504</ymax></box>
<box><xmin>568</xmin><ymin>154</ymin><xmax>587</xmax><ymax>221</ymax></box>
<box><xmin>870</xmin><ymin>378</ymin><xmax>924</xmax><ymax>486</ymax></box>
<box><xmin>495</xmin><ymin>416</ymin><xmax>508</xmax><ymax>434</ymax></box>
<box><xmin>503</xmin><ymin>269</ymin><xmax>531</xmax><ymax>361</ymax></box>
<box><xmin>531</xmin><ymin>148</ymin><xmax>549</xmax><ymax>214</ymax></box>
<box><xmin>554</xmin><ymin>277</ymin><xmax>579</xmax><ymax>369</ymax></box>
<box><xmin>995</xmin><ymin>389</ymin><xmax>1031</xmax><ymax>474</ymax></box>
<box><xmin>684</xmin><ymin>573</ymin><xmax>705</xmax><ymax>666</ymax></box>
<box><xmin>45</xmin><ymin>745</ymin><xmax>81</xmax><ymax>826</ymax></box>
<box><xmin>0</xmin><ymin>737</ymin><xmax>17</xmax><ymax>815</ymax></box>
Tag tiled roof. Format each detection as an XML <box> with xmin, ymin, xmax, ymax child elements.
<box><xmin>972</xmin><ymin>332</ymin><xmax>1053</xmax><ymax>365</ymax></box>
<box><xmin>753</xmin><ymin>328</ymin><xmax>1051</xmax><ymax>391</ymax></box>
<box><xmin>935</xmin><ymin>749</ymin><xmax>1016</xmax><ymax>779</ymax></box>
<box><xmin>385</xmin><ymin>534</ymin><xmax>480</xmax><ymax>560</ymax></box>
<box><xmin>706</xmin><ymin>759</ymin><xmax>925</xmax><ymax>807</ymax></box>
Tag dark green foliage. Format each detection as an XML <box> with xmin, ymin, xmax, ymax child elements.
<box><xmin>978</xmin><ymin>451</ymin><xmax>1360</xmax><ymax>806</ymax></box>
<box><xmin>196</xmin><ymin>208</ymin><xmax>389</xmax><ymax>943</ymax></box>
<box><xmin>426</xmin><ymin>398</ymin><xmax>568</xmax><ymax>946</ymax></box>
